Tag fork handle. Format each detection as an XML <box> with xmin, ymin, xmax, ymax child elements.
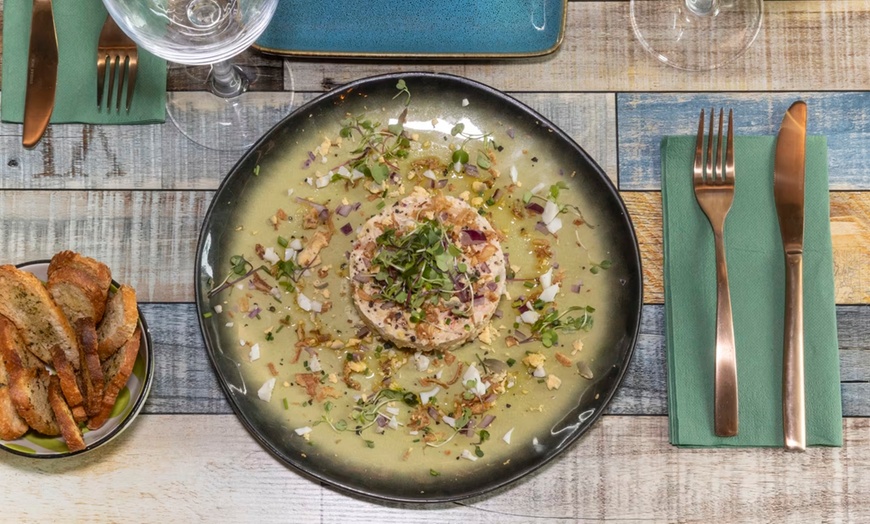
<box><xmin>782</xmin><ymin>252</ymin><xmax>806</xmax><ymax>451</ymax></box>
<box><xmin>713</xmin><ymin>228</ymin><xmax>739</xmax><ymax>437</ymax></box>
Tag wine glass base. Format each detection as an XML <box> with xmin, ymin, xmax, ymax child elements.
<box><xmin>630</xmin><ymin>0</ymin><xmax>763</xmax><ymax>71</ymax></box>
<box><xmin>166</xmin><ymin>89</ymin><xmax>295</xmax><ymax>151</ymax></box>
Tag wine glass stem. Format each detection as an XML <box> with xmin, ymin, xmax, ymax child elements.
<box><xmin>685</xmin><ymin>0</ymin><xmax>720</xmax><ymax>16</ymax></box>
<box><xmin>208</xmin><ymin>60</ymin><xmax>250</xmax><ymax>98</ymax></box>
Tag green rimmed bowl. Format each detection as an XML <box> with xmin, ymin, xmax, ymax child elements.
<box><xmin>0</xmin><ymin>260</ymin><xmax>154</xmax><ymax>458</ymax></box>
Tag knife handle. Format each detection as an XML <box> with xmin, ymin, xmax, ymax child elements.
<box><xmin>783</xmin><ymin>252</ymin><xmax>806</xmax><ymax>451</ymax></box>
<box><xmin>713</xmin><ymin>228</ymin><xmax>738</xmax><ymax>437</ymax></box>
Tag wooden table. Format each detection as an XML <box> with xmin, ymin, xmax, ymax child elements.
<box><xmin>2</xmin><ymin>1</ymin><xmax>870</xmax><ymax>521</ymax></box>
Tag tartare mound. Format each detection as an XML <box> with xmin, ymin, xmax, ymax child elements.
<box><xmin>349</xmin><ymin>193</ymin><xmax>506</xmax><ymax>352</ymax></box>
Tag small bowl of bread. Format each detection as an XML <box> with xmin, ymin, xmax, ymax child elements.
<box><xmin>0</xmin><ymin>252</ymin><xmax>153</xmax><ymax>457</ymax></box>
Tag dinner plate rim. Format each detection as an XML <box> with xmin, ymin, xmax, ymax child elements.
<box><xmin>195</xmin><ymin>72</ymin><xmax>644</xmax><ymax>503</ymax></box>
<box><xmin>0</xmin><ymin>260</ymin><xmax>155</xmax><ymax>459</ymax></box>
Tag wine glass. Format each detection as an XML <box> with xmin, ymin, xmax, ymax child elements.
<box><xmin>630</xmin><ymin>0</ymin><xmax>763</xmax><ymax>71</ymax></box>
<box><xmin>102</xmin><ymin>0</ymin><xmax>295</xmax><ymax>150</ymax></box>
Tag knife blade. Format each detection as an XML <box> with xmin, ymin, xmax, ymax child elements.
<box><xmin>22</xmin><ymin>0</ymin><xmax>59</xmax><ymax>149</ymax></box>
<box><xmin>773</xmin><ymin>100</ymin><xmax>808</xmax><ymax>452</ymax></box>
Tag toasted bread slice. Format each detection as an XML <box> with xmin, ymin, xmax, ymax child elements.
<box><xmin>97</xmin><ymin>285</ymin><xmax>138</xmax><ymax>361</ymax></box>
<box><xmin>75</xmin><ymin>318</ymin><xmax>104</xmax><ymax>418</ymax></box>
<box><xmin>0</xmin><ymin>317</ymin><xmax>30</xmax><ymax>440</ymax></box>
<box><xmin>88</xmin><ymin>326</ymin><xmax>140</xmax><ymax>430</ymax></box>
<box><xmin>48</xmin><ymin>375</ymin><xmax>86</xmax><ymax>452</ymax></box>
<box><xmin>49</xmin><ymin>345</ymin><xmax>86</xmax><ymax>423</ymax></box>
<box><xmin>47</xmin><ymin>251</ymin><xmax>112</xmax><ymax>323</ymax></box>
<box><xmin>1</xmin><ymin>331</ymin><xmax>60</xmax><ymax>438</ymax></box>
<box><xmin>0</xmin><ymin>265</ymin><xmax>80</xmax><ymax>370</ymax></box>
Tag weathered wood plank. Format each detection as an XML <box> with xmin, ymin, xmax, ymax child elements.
<box><xmin>166</xmin><ymin>48</ymin><xmax>285</xmax><ymax>92</ymax></box>
<box><xmin>2</xmin><ymin>414</ymin><xmax>869</xmax><ymax>522</ymax></box>
<box><xmin>617</xmin><ymin>92</ymin><xmax>870</xmax><ymax>190</ymax></box>
<box><xmin>0</xmin><ymin>190</ymin><xmax>209</xmax><ymax>302</ymax></box>
<box><xmin>623</xmin><ymin>191</ymin><xmax>870</xmax><ymax>304</ymax></box>
<box><xmin>137</xmin><ymin>303</ymin><xmax>870</xmax><ymax>417</ymax></box>
<box><xmin>1</xmin><ymin>189</ymin><xmax>866</xmax><ymax>304</ymax></box>
<box><xmin>282</xmin><ymin>1</ymin><xmax>870</xmax><ymax>93</ymax></box>
<box><xmin>0</xmin><ymin>92</ymin><xmax>615</xmax><ymax>189</ymax></box>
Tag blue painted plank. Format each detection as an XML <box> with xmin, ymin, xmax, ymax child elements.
<box><xmin>617</xmin><ymin>92</ymin><xmax>870</xmax><ymax>190</ymax></box>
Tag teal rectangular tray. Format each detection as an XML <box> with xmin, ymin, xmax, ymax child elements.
<box><xmin>255</xmin><ymin>0</ymin><xmax>567</xmax><ymax>59</ymax></box>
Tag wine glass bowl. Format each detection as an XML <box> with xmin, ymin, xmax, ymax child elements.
<box><xmin>630</xmin><ymin>0</ymin><xmax>763</xmax><ymax>71</ymax></box>
<box><xmin>102</xmin><ymin>0</ymin><xmax>292</xmax><ymax>150</ymax></box>
<box><xmin>104</xmin><ymin>0</ymin><xmax>277</xmax><ymax>66</ymax></box>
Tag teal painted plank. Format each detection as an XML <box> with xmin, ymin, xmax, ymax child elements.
<box><xmin>138</xmin><ymin>303</ymin><xmax>870</xmax><ymax>417</ymax></box>
<box><xmin>617</xmin><ymin>92</ymin><xmax>870</xmax><ymax>191</ymax></box>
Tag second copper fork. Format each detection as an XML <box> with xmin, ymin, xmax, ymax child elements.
<box><xmin>693</xmin><ymin>108</ymin><xmax>738</xmax><ymax>437</ymax></box>
<box><xmin>97</xmin><ymin>13</ymin><xmax>138</xmax><ymax>112</ymax></box>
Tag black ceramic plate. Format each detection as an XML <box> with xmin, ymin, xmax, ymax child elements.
<box><xmin>195</xmin><ymin>73</ymin><xmax>642</xmax><ymax>502</ymax></box>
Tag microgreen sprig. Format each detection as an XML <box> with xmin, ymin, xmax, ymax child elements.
<box><xmin>367</xmin><ymin>219</ymin><xmax>473</xmax><ymax>322</ymax></box>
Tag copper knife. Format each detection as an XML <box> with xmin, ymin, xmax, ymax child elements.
<box><xmin>773</xmin><ymin>101</ymin><xmax>808</xmax><ymax>452</ymax></box>
<box><xmin>22</xmin><ymin>0</ymin><xmax>59</xmax><ymax>149</ymax></box>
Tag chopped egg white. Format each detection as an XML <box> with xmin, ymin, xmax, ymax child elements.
<box><xmin>503</xmin><ymin>427</ymin><xmax>515</xmax><ymax>444</ymax></box>
<box><xmin>258</xmin><ymin>377</ymin><xmax>276</xmax><ymax>402</ymax></box>
<box><xmin>249</xmin><ymin>343</ymin><xmax>260</xmax><ymax>362</ymax></box>
<box><xmin>263</xmin><ymin>247</ymin><xmax>280</xmax><ymax>264</ymax></box>
<box><xmin>413</xmin><ymin>352</ymin><xmax>430</xmax><ymax>372</ymax></box>
<box><xmin>539</xmin><ymin>267</ymin><xmax>554</xmax><ymax>288</ymax></box>
<box><xmin>294</xmin><ymin>426</ymin><xmax>312</xmax><ymax>436</ymax></box>
<box><xmin>460</xmin><ymin>449</ymin><xmax>478</xmax><ymax>461</ymax></box>
<box><xmin>419</xmin><ymin>386</ymin><xmax>440</xmax><ymax>405</ymax></box>
<box><xmin>521</xmin><ymin>309</ymin><xmax>540</xmax><ymax>324</ymax></box>
<box><xmin>539</xmin><ymin>284</ymin><xmax>560</xmax><ymax>303</ymax></box>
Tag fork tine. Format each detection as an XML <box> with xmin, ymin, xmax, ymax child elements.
<box><xmin>725</xmin><ymin>109</ymin><xmax>735</xmax><ymax>183</ymax></box>
<box><xmin>116</xmin><ymin>56</ymin><xmax>128</xmax><ymax>113</ymax></box>
<box><xmin>714</xmin><ymin>108</ymin><xmax>724</xmax><ymax>182</ymax></box>
<box><xmin>97</xmin><ymin>55</ymin><xmax>107</xmax><ymax>110</ymax></box>
<box><xmin>705</xmin><ymin>107</ymin><xmax>715</xmax><ymax>183</ymax></box>
<box><xmin>693</xmin><ymin>109</ymin><xmax>705</xmax><ymax>186</ymax></box>
<box><xmin>125</xmin><ymin>55</ymin><xmax>138</xmax><ymax>112</ymax></box>
<box><xmin>106</xmin><ymin>55</ymin><xmax>118</xmax><ymax>112</ymax></box>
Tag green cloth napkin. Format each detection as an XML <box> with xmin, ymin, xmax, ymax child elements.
<box><xmin>662</xmin><ymin>135</ymin><xmax>843</xmax><ymax>447</ymax></box>
<box><xmin>1</xmin><ymin>0</ymin><xmax>167</xmax><ymax>124</ymax></box>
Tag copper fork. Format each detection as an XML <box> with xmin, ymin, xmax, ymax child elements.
<box><xmin>693</xmin><ymin>108</ymin><xmax>738</xmax><ymax>437</ymax></box>
<box><xmin>97</xmin><ymin>13</ymin><xmax>138</xmax><ymax>112</ymax></box>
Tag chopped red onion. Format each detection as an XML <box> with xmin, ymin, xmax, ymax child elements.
<box><xmin>491</xmin><ymin>188</ymin><xmax>502</xmax><ymax>202</ymax></box>
<box><xmin>428</xmin><ymin>407</ymin><xmax>440</xmax><ymax>420</ymax></box>
<box><xmin>465</xmin><ymin>165</ymin><xmax>479</xmax><ymax>177</ymax></box>
<box><xmin>247</xmin><ymin>306</ymin><xmax>262</xmax><ymax>318</ymax></box>
<box><xmin>437</xmin><ymin>179</ymin><xmax>448</xmax><ymax>188</ymax></box>
<box><xmin>517</xmin><ymin>303</ymin><xmax>529</xmax><ymax>314</ymax></box>
<box><xmin>473</xmin><ymin>296</ymin><xmax>487</xmax><ymax>307</ymax></box>
<box><xmin>460</xmin><ymin>229</ymin><xmax>487</xmax><ymax>245</ymax></box>
<box><xmin>571</xmin><ymin>282</ymin><xmax>583</xmax><ymax>293</ymax></box>
<box><xmin>492</xmin><ymin>310</ymin><xmax>503</xmax><ymax>319</ymax></box>
<box><xmin>525</xmin><ymin>202</ymin><xmax>545</xmax><ymax>214</ymax></box>
<box><xmin>356</xmin><ymin>325</ymin><xmax>371</xmax><ymax>338</ymax></box>
<box><xmin>353</xmin><ymin>273</ymin><xmax>371</xmax><ymax>283</ymax></box>
<box><xmin>376</xmin><ymin>414</ymin><xmax>389</xmax><ymax>428</ymax></box>
<box><xmin>340</xmin><ymin>223</ymin><xmax>353</xmax><ymax>235</ymax></box>
<box><xmin>535</xmin><ymin>221</ymin><xmax>550</xmax><ymax>235</ymax></box>
<box><xmin>506</xmin><ymin>128</ymin><xmax>515</xmax><ymax>139</ymax></box>
<box><xmin>479</xmin><ymin>415</ymin><xmax>496</xmax><ymax>428</ymax></box>
<box><xmin>335</xmin><ymin>204</ymin><xmax>353</xmax><ymax>217</ymax></box>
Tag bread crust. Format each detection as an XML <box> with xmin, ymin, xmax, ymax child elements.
<box><xmin>49</xmin><ymin>345</ymin><xmax>86</xmax><ymax>424</ymax></box>
<box><xmin>88</xmin><ymin>326</ymin><xmax>141</xmax><ymax>430</ymax></box>
<box><xmin>97</xmin><ymin>285</ymin><xmax>138</xmax><ymax>361</ymax></box>
<box><xmin>48</xmin><ymin>251</ymin><xmax>112</xmax><ymax>323</ymax></box>
<box><xmin>76</xmin><ymin>318</ymin><xmax>104</xmax><ymax>418</ymax></box>
<box><xmin>48</xmin><ymin>375</ymin><xmax>86</xmax><ymax>452</ymax></box>
<box><xmin>0</xmin><ymin>317</ymin><xmax>29</xmax><ymax>440</ymax></box>
<box><xmin>0</xmin><ymin>265</ymin><xmax>81</xmax><ymax>370</ymax></box>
